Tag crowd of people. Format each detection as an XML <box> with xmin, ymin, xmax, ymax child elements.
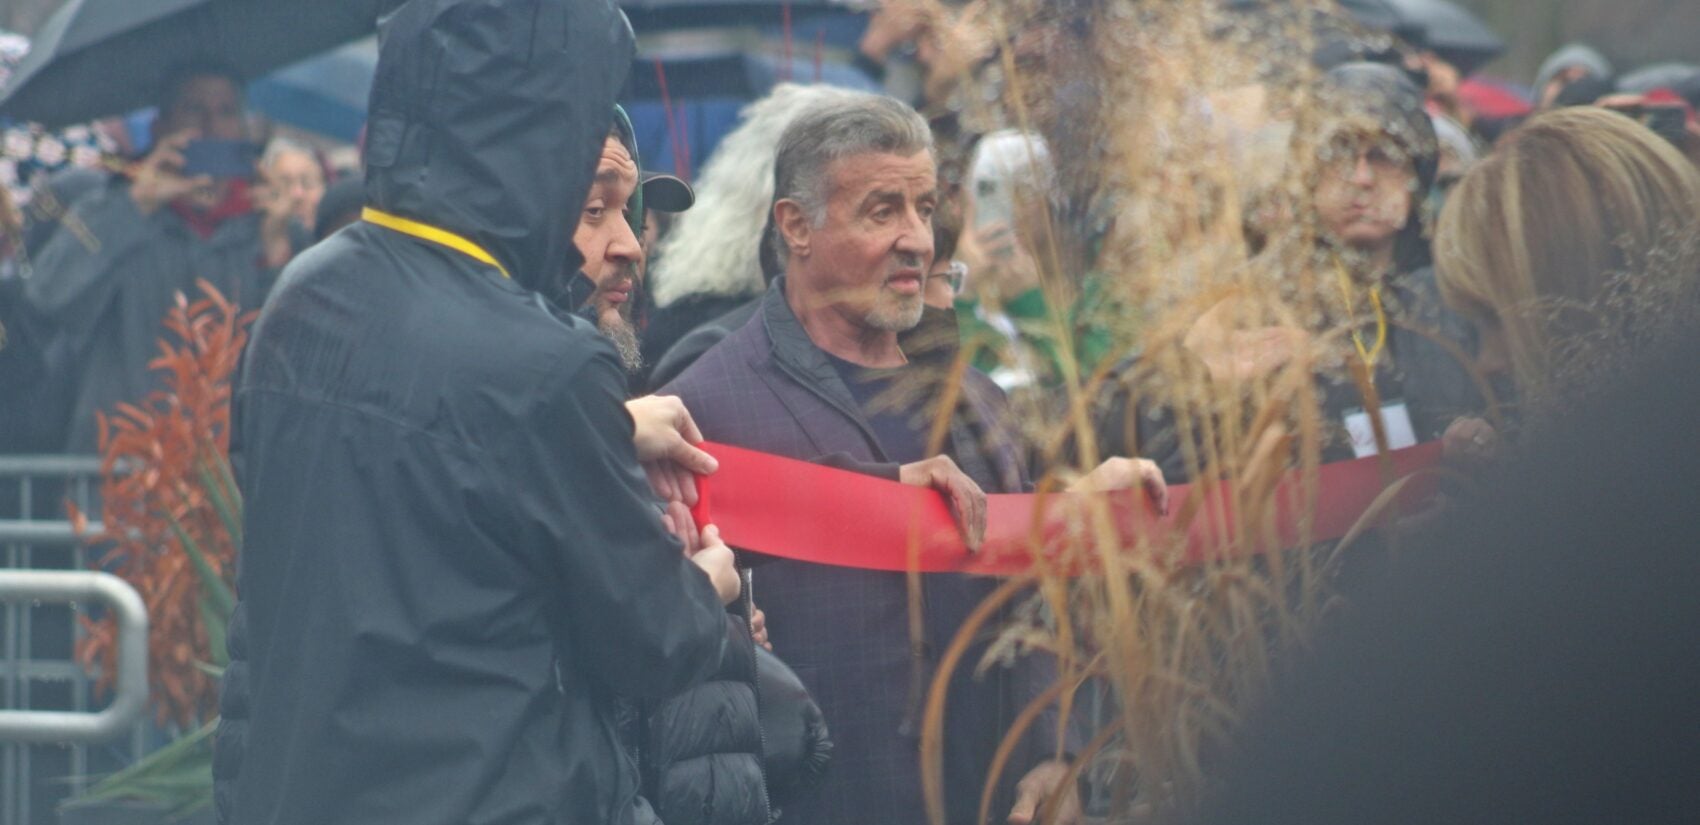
<box><xmin>0</xmin><ymin>60</ymin><xmax>367</xmax><ymax>457</ymax></box>
<box><xmin>0</xmin><ymin>0</ymin><xmax>1697</xmax><ymax>823</ymax></box>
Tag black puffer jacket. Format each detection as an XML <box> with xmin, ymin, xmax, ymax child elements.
<box><xmin>214</xmin><ymin>2</ymin><xmax>731</xmax><ymax>824</ymax></box>
<box><xmin>639</xmin><ymin>604</ymin><xmax>834</xmax><ymax>825</ymax></box>
<box><xmin>642</xmin><ymin>615</ymin><xmax>768</xmax><ymax>825</ymax></box>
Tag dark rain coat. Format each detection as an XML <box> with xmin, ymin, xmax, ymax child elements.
<box><xmin>214</xmin><ymin>2</ymin><xmax>728</xmax><ymax>824</ymax></box>
<box><xmin>22</xmin><ymin>177</ymin><xmax>279</xmax><ymax>453</ymax></box>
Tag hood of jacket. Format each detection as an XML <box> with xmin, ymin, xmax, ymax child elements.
<box><xmin>363</xmin><ymin>0</ymin><xmax>634</xmax><ymax>293</ymax></box>
<box><xmin>1322</xmin><ymin>61</ymin><xmax>1440</xmax><ymax>194</ymax></box>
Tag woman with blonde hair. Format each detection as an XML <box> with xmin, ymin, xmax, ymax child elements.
<box><xmin>1435</xmin><ymin>106</ymin><xmax>1700</xmax><ymax>403</ymax></box>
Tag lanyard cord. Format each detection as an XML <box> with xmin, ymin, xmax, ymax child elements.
<box><xmin>1334</xmin><ymin>261</ymin><xmax>1388</xmax><ymax>368</ymax></box>
<box><xmin>362</xmin><ymin>207</ymin><xmax>510</xmax><ymax>279</ymax></box>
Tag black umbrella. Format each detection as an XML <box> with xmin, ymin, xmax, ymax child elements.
<box><xmin>1618</xmin><ymin>62</ymin><xmax>1700</xmax><ymax>106</ymax></box>
<box><xmin>0</xmin><ymin>0</ymin><xmax>400</xmax><ymax>130</ymax></box>
<box><xmin>1332</xmin><ymin>0</ymin><xmax>1406</xmax><ymax>35</ymax></box>
<box><xmin>1380</xmin><ymin>0</ymin><xmax>1503</xmax><ymax>75</ymax></box>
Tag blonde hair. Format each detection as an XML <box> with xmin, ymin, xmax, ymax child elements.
<box><xmin>1435</xmin><ymin>106</ymin><xmax>1700</xmax><ymax>396</ymax></box>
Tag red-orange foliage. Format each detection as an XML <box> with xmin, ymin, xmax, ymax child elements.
<box><xmin>69</xmin><ymin>280</ymin><xmax>255</xmax><ymax>729</ymax></box>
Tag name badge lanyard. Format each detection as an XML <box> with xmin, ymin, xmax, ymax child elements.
<box><xmin>1335</xmin><ymin>263</ymin><xmax>1388</xmax><ymax>370</ymax></box>
<box><xmin>1336</xmin><ymin>262</ymin><xmax>1397</xmax><ymax>455</ymax></box>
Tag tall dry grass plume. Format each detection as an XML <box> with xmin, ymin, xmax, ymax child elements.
<box><xmin>891</xmin><ymin>1</ymin><xmax>1452</xmax><ymax>821</ymax></box>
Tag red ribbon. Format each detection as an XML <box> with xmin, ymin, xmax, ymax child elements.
<box><xmin>691</xmin><ymin>442</ymin><xmax>1446</xmax><ymax>576</ymax></box>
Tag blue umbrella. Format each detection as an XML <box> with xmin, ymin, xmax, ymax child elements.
<box><xmin>234</xmin><ymin>33</ymin><xmax>879</xmax><ymax>160</ymax></box>
<box><xmin>247</xmin><ymin>38</ymin><xmax>377</xmax><ymax>143</ymax></box>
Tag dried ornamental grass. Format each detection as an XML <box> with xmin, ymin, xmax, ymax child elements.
<box><xmin>882</xmin><ymin>1</ymin><xmax>1476</xmax><ymax>822</ymax></box>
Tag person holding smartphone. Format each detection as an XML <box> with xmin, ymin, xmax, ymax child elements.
<box><xmin>24</xmin><ymin>59</ymin><xmax>295</xmax><ymax>453</ymax></box>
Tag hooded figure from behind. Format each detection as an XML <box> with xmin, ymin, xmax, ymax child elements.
<box><xmin>213</xmin><ymin>2</ymin><xmax>730</xmax><ymax>824</ymax></box>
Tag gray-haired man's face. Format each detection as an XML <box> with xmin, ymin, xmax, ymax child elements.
<box><xmin>789</xmin><ymin>150</ymin><xmax>938</xmax><ymax>333</ymax></box>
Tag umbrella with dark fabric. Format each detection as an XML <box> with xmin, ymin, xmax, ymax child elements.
<box><xmin>0</xmin><ymin>0</ymin><xmax>401</xmax><ymax>130</ymax></box>
<box><xmin>1220</xmin><ymin>0</ymin><xmax>1423</xmax><ymax>79</ymax></box>
<box><xmin>1618</xmin><ymin>62</ymin><xmax>1700</xmax><ymax>109</ymax></box>
<box><xmin>1380</xmin><ymin>0</ymin><xmax>1504</xmax><ymax>76</ymax></box>
<box><xmin>1334</xmin><ymin>0</ymin><xmax>1403</xmax><ymax>32</ymax></box>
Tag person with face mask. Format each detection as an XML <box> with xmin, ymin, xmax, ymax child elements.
<box><xmin>23</xmin><ymin>60</ymin><xmax>298</xmax><ymax>453</ymax></box>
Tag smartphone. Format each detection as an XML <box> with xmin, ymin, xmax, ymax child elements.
<box><xmin>973</xmin><ymin>175</ymin><xmax>1013</xmax><ymax>231</ymax></box>
<box><xmin>181</xmin><ymin>139</ymin><xmax>259</xmax><ymax>179</ymax></box>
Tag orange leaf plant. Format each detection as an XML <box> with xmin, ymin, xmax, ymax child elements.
<box><xmin>69</xmin><ymin>280</ymin><xmax>255</xmax><ymax>729</ymax></box>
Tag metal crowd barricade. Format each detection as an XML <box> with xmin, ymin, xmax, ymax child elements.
<box><xmin>0</xmin><ymin>571</ymin><xmax>147</xmax><ymax>743</ymax></box>
<box><xmin>0</xmin><ymin>456</ymin><xmax>149</xmax><ymax>825</ymax></box>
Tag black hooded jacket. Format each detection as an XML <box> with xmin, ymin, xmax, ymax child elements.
<box><xmin>213</xmin><ymin>2</ymin><xmax>729</xmax><ymax>824</ymax></box>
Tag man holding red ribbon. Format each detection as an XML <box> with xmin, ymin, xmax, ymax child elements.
<box><xmin>663</xmin><ymin>92</ymin><xmax>1166</xmax><ymax>825</ymax></box>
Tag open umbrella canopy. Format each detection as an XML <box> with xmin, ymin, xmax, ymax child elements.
<box><xmin>0</xmin><ymin>0</ymin><xmax>399</xmax><ymax>130</ymax></box>
<box><xmin>1380</xmin><ymin>0</ymin><xmax>1504</xmax><ymax>75</ymax></box>
<box><xmin>1618</xmin><ymin>62</ymin><xmax>1700</xmax><ymax>107</ymax></box>
<box><xmin>248</xmin><ymin>38</ymin><xmax>378</xmax><ymax>143</ymax></box>
<box><xmin>234</xmin><ymin>34</ymin><xmax>875</xmax><ymax>144</ymax></box>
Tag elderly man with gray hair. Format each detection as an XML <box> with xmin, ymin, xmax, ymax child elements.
<box><xmin>662</xmin><ymin>92</ymin><xmax>1164</xmax><ymax>825</ymax></box>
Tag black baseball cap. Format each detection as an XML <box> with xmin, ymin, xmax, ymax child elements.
<box><xmin>641</xmin><ymin>172</ymin><xmax>694</xmax><ymax>213</ymax></box>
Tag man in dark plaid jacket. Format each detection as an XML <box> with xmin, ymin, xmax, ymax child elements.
<box><xmin>662</xmin><ymin>92</ymin><xmax>1163</xmax><ymax>825</ymax></box>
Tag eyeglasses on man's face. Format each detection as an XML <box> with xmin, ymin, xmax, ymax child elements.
<box><xmin>927</xmin><ymin>260</ymin><xmax>968</xmax><ymax>294</ymax></box>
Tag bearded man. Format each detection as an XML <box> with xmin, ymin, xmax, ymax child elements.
<box><xmin>570</xmin><ymin>110</ymin><xmax>694</xmax><ymax>378</ymax></box>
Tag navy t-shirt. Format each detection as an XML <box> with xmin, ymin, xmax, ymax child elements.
<box><xmin>825</xmin><ymin>352</ymin><xmax>933</xmax><ymax>465</ymax></box>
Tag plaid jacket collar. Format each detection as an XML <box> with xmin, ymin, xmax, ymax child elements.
<box><xmin>757</xmin><ymin>279</ymin><xmax>1023</xmax><ymax>492</ymax></box>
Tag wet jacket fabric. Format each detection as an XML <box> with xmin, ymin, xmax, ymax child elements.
<box><xmin>0</xmin><ymin>271</ymin><xmax>59</xmax><ymax>453</ymax></box>
<box><xmin>214</xmin><ymin>3</ymin><xmax>729</xmax><ymax>824</ymax></box>
<box><xmin>639</xmin><ymin>615</ymin><xmax>769</xmax><ymax>825</ymax></box>
<box><xmin>662</xmin><ymin>280</ymin><xmax>1060</xmax><ymax>825</ymax></box>
<box><xmin>22</xmin><ymin>178</ymin><xmax>278</xmax><ymax>452</ymax></box>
